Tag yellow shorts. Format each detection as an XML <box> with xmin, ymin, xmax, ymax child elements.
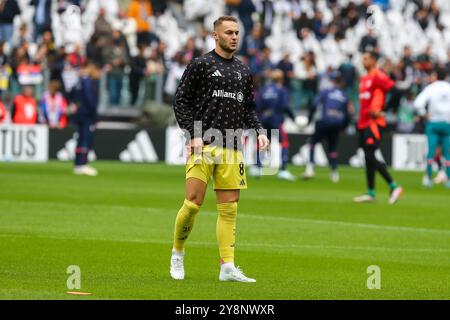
<box><xmin>185</xmin><ymin>145</ymin><xmax>247</xmax><ymax>190</ymax></box>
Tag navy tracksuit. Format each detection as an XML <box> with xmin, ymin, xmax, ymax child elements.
<box><xmin>256</xmin><ymin>83</ymin><xmax>295</xmax><ymax>170</ymax></box>
<box><xmin>309</xmin><ymin>87</ymin><xmax>350</xmax><ymax>170</ymax></box>
<box><xmin>73</xmin><ymin>75</ymin><xmax>99</xmax><ymax>167</ymax></box>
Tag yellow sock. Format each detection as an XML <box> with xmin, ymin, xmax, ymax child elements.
<box><xmin>216</xmin><ymin>202</ymin><xmax>237</xmax><ymax>264</ymax></box>
<box><xmin>173</xmin><ymin>199</ymin><xmax>200</xmax><ymax>253</ymax></box>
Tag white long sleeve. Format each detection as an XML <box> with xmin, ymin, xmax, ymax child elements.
<box><xmin>414</xmin><ymin>81</ymin><xmax>450</xmax><ymax>123</ymax></box>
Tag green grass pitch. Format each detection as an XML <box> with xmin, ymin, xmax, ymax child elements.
<box><xmin>0</xmin><ymin>161</ymin><xmax>449</xmax><ymax>299</ymax></box>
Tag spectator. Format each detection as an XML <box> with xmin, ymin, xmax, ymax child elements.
<box><xmin>295</xmin><ymin>51</ymin><xmax>318</xmax><ymax>110</ymax></box>
<box><xmin>62</xmin><ymin>46</ymin><xmax>82</xmax><ymax>104</ymax></box>
<box><xmin>104</xmin><ymin>34</ymin><xmax>129</xmax><ymax>106</ymax></box>
<box><xmin>226</xmin><ymin>0</ymin><xmax>256</xmax><ymax>39</ymax></box>
<box><xmin>150</xmin><ymin>0</ymin><xmax>167</xmax><ymax>16</ymax></box>
<box><xmin>396</xmin><ymin>90</ymin><xmax>416</xmax><ymax>133</ymax></box>
<box><xmin>50</xmin><ymin>46</ymin><xmax>66</xmax><ymax>85</ymax></box>
<box><xmin>359</xmin><ymin>28</ymin><xmax>378</xmax><ymax>52</ymax></box>
<box><xmin>242</xmin><ymin>24</ymin><xmax>264</xmax><ymax>59</ymax></box>
<box><xmin>41</xmin><ymin>80</ymin><xmax>68</xmax><ymax>128</ymax></box>
<box><xmin>258</xmin><ymin>0</ymin><xmax>275</xmax><ymax>37</ymax></box>
<box><xmin>11</xmin><ymin>23</ymin><xmax>32</xmax><ymax>50</ymax></box>
<box><xmin>402</xmin><ymin>46</ymin><xmax>414</xmax><ymax>68</ymax></box>
<box><xmin>312</xmin><ymin>10</ymin><xmax>327</xmax><ymax>41</ymax></box>
<box><xmin>249</xmin><ymin>46</ymin><xmax>275</xmax><ymax>82</ymax></box>
<box><xmin>338</xmin><ymin>54</ymin><xmax>357</xmax><ymax>94</ymax></box>
<box><xmin>129</xmin><ymin>44</ymin><xmax>148</xmax><ymax>106</ymax></box>
<box><xmin>347</xmin><ymin>5</ymin><xmax>362</xmax><ymax>29</ymax></box>
<box><xmin>195</xmin><ymin>26</ymin><xmax>215</xmax><ymax>54</ymax></box>
<box><xmin>446</xmin><ymin>50</ymin><xmax>450</xmax><ymax>76</ymax></box>
<box><xmin>0</xmin><ymin>40</ymin><xmax>11</xmax><ymax>95</ymax></box>
<box><xmin>9</xmin><ymin>45</ymin><xmax>31</xmax><ymax>85</ymax></box>
<box><xmin>111</xmin><ymin>28</ymin><xmax>131</xmax><ymax>60</ymax></box>
<box><xmin>415</xmin><ymin>7</ymin><xmax>429</xmax><ymax>31</ymax></box>
<box><xmin>293</xmin><ymin>12</ymin><xmax>313</xmax><ymax>38</ymax></box>
<box><xmin>11</xmin><ymin>85</ymin><xmax>38</xmax><ymax>124</ymax></box>
<box><xmin>147</xmin><ymin>45</ymin><xmax>165</xmax><ymax>75</ymax></box>
<box><xmin>34</xmin><ymin>29</ymin><xmax>56</xmax><ymax>67</ymax></box>
<box><xmin>163</xmin><ymin>51</ymin><xmax>186</xmax><ymax>104</ymax></box>
<box><xmin>0</xmin><ymin>0</ymin><xmax>21</xmax><ymax>45</ymax></box>
<box><xmin>0</xmin><ymin>96</ymin><xmax>6</xmax><ymax>122</ymax></box>
<box><xmin>0</xmin><ymin>40</ymin><xmax>6</xmax><ymax>65</ymax></box>
<box><xmin>94</xmin><ymin>7</ymin><xmax>113</xmax><ymax>47</ymax></box>
<box><xmin>357</xmin><ymin>0</ymin><xmax>371</xmax><ymax>19</ymax></box>
<box><xmin>86</xmin><ymin>34</ymin><xmax>105</xmax><ymax>68</ymax></box>
<box><xmin>155</xmin><ymin>40</ymin><xmax>169</xmax><ymax>70</ymax></box>
<box><xmin>277</xmin><ymin>53</ymin><xmax>294</xmax><ymax>90</ymax></box>
<box><xmin>417</xmin><ymin>45</ymin><xmax>434</xmax><ymax>74</ymax></box>
<box><xmin>30</xmin><ymin>0</ymin><xmax>53</xmax><ymax>42</ymax></box>
<box><xmin>182</xmin><ymin>36</ymin><xmax>201</xmax><ymax>63</ymax></box>
<box><xmin>128</xmin><ymin>0</ymin><xmax>159</xmax><ymax>46</ymax></box>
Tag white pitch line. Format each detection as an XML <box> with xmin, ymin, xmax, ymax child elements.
<box><xmin>0</xmin><ymin>233</ymin><xmax>449</xmax><ymax>253</ymax></box>
<box><xmin>2</xmin><ymin>200</ymin><xmax>450</xmax><ymax>236</ymax></box>
<box><xmin>198</xmin><ymin>211</ymin><xmax>450</xmax><ymax>236</ymax></box>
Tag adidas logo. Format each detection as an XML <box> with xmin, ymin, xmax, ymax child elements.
<box><xmin>349</xmin><ymin>148</ymin><xmax>385</xmax><ymax>168</ymax></box>
<box><xmin>57</xmin><ymin>133</ymin><xmax>96</xmax><ymax>162</ymax></box>
<box><xmin>119</xmin><ymin>130</ymin><xmax>159</xmax><ymax>162</ymax></box>
<box><xmin>212</xmin><ymin>70</ymin><xmax>223</xmax><ymax>77</ymax></box>
<box><xmin>292</xmin><ymin>143</ymin><xmax>328</xmax><ymax>166</ymax></box>
<box><xmin>240</xmin><ymin>179</ymin><xmax>246</xmax><ymax>186</ymax></box>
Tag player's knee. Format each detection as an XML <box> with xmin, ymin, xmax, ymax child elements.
<box><xmin>185</xmin><ymin>192</ymin><xmax>204</xmax><ymax>207</ymax></box>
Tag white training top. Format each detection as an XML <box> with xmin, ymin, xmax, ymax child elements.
<box><xmin>414</xmin><ymin>80</ymin><xmax>450</xmax><ymax>123</ymax></box>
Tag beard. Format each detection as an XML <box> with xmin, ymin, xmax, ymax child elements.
<box><xmin>219</xmin><ymin>40</ymin><xmax>237</xmax><ymax>54</ymax></box>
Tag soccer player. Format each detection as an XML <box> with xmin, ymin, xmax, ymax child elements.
<box><xmin>353</xmin><ymin>51</ymin><xmax>403</xmax><ymax>204</ymax></box>
<box><xmin>72</xmin><ymin>62</ymin><xmax>100</xmax><ymax>176</ymax></box>
<box><xmin>413</xmin><ymin>67</ymin><xmax>450</xmax><ymax>188</ymax></box>
<box><xmin>171</xmin><ymin>16</ymin><xmax>269</xmax><ymax>283</ymax></box>
<box><xmin>253</xmin><ymin>69</ymin><xmax>297</xmax><ymax>181</ymax></box>
<box><xmin>303</xmin><ymin>71</ymin><xmax>352</xmax><ymax>183</ymax></box>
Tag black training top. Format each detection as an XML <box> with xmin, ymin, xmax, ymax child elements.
<box><xmin>173</xmin><ymin>50</ymin><xmax>263</xmax><ymax>148</ymax></box>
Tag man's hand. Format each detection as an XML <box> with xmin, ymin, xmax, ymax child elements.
<box><xmin>369</xmin><ymin>110</ymin><xmax>385</xmax><ymax>119</ymax></box>
<box><xmin>258</xmin><ymin>134</ymin><xmax>270</xmax><ymax>151</ymax></box>
<box><xmin>190</xmin><ymin>137</ymin><xmax>204</xmax><ymax>154</ymax></box>
<box><xmin>190</xmin><ymin>137</ymin><xmax>204</xmax><ymax>164</ymax></box>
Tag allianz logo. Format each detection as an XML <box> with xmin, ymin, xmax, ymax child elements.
<box><xmin>212</xmin><ymin>90</ymin><xmax>244</xmax><ymax>103</ymax></box>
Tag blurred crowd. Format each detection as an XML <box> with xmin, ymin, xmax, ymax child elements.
<box><xmin>0</xmin><ymin>0</ymin><xmax>449</xmax><ymax>133</ymax></box>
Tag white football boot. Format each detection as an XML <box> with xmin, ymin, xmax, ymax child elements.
<box><xmin>302</xmin><ymin>164</ymin><xmax>315</xmax><ymax>179</ymax></box>
<box><xmin>433</xmin><ymin>171</ymin><xmax>447</xmax><ymax>185</ymax></box>
<box><xmin>330</xmin><ymin>171</ymin><xmax>340</xmax><ymax>183</ymax></box>
<box><xmin>389</xmin><ymin>187</ymin><xmax>404</xmax><ymax>204</ymax></box>
<box><xmin>170</xmin><ymin>252</ymin><xmax>185</xmax><ymax>280</ymax></box>
<box><xmin>353</xmin><ymin>194</ymin><xmax>375</xmax><ymax>203</ymax></box>
<box><xmin>219</xmin><ymin>265</ymin><xmax>256</xmax><ymax>283</ymax></box>
<box><xmin>73</xmin><ymin>165</ymin><xmax>98</xmax><ymax>176</ymax></box>
<box><xmin>248</xmin><ymin>166</ymin><xmax>262</xmax><ymax>178</ymax></box>
<box><xmin>277</xmin><ymin>170</ymin><xmax>297</xmax><ymax>181</ymax></box>
<box><xmin>422</xmin><ymin>175</ymin><xmax>433</xmax><ymax>188</ymax></box>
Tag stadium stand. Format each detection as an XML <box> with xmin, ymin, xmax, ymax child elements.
<box><xmin>0</xmin><ymin>0</ymin><xmax>449</xmax><ymax>132</ymax></box>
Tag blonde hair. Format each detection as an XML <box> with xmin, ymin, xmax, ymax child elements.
<box><xmin>213</xmin><ymin>16</ymin><xmax>238</xmax><ymax>30</ymax></box>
